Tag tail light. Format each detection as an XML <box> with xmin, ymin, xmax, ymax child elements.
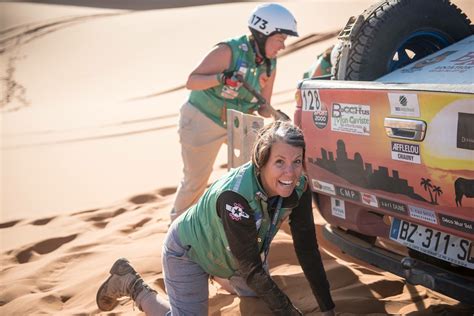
<box><xmin>294</xmin><ymin>88</ymin><xmax>302</xmax><ymax>126</ymax></box>
<box><xmin>295</xmin><ymin>89</ymin><xmax>302</xmax><ymax>108</ymax></box>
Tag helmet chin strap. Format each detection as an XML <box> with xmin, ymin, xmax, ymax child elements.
<box><xmin>250</xmin><ymin>34</ymin><xmax>272</xmax><ymax>77</ymax></box>
<box><xmin>264</xmin><ymin>58</ymin><xmax>271</xmax><ymax>77</ymax></box>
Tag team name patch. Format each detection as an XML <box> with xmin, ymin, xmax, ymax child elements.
<box><xmin>226</xmin><ymin>203</ymin><xmax>249</xmax><ymax>221</ymax></box>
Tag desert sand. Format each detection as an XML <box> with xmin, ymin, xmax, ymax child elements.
<box><xmin>1</xmin><ymin>0</ymin><xmax>473</xmax><ymax>315</ymax></box>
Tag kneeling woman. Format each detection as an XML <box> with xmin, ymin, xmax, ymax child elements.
<box><xmin>97</xmin><ymin>121</ymin><xmax>336</xmax><ymax>315</ymax></box>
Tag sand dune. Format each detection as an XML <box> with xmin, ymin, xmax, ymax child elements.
<box><xmin>2</xmin><ymin>189</ymin><xmax>472</xmax><ymax>314</ymax></box>
<box><xmin>1</xmin><ymin>0</ymin><xmax>473</xmax><ymax>315</ymax></box>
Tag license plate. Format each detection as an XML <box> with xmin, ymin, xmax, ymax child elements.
<box><xmin>390</xmin><ymin>218</ymin><xmax>473</xmax><ymax>269</ymax></box>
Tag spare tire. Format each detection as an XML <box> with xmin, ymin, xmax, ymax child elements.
<box><xmin>333</xmin><ymin>0</ymin><xmax>473</xmax><ymax>80</ymax></box>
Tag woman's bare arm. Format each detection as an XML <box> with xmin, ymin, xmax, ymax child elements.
<box><xmin>257</xmin><ymin>68</ymin><xmax>276</xmax><ymax>118</ymax></box>
<box><xmin>185</xmin><ymin>44</ymin><xmax>232</xmax><ymax>90</ymax></box>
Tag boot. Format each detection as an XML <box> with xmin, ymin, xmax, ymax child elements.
<box><xmin>96</xmin><ymin>258</ymin><xmax>156</xmax><ymax>311</ymax></box>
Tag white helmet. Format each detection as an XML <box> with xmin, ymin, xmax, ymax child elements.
<box><xmin>248</xmin><ymin>3</ymin><xmax>298</xmax><ymax>37</ymax></box>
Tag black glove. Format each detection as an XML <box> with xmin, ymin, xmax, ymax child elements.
<box><xmin>219</xmin><ymin>71</ymin><xmax>239</xmax><ymax>87</ymax></box>
<box><xmin>275</xmin><ymin>109</ymin><xmax>291</xmax><ymax>121</ymax></box>
<box><xmin>274</xmin><ymin>303</ymin><xmax>303</xmax><ymax>316</ymax></box>
<box><xmin>288</xmin><ymin>304</ymin><xmax>303</xmax><ymax>316</ymax></box>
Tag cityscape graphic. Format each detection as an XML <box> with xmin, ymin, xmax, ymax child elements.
<box><xmin>309</xmin><ymin>139</ymin><xmax>429</xmax><ymax>203</ymax></box>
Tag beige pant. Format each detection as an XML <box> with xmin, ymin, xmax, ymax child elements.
<box><xmin>171</xmin><ymin>102</ymin><xmax>227</xmax><ymax>220</ymax></box>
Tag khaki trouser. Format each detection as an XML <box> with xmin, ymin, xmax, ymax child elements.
<box><xmin>171</xmin><ymin>102</ymin><xmax>226</xmax><ymax>221</ymax></box>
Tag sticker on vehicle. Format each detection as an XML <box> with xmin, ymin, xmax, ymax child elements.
<box><xmin>388</xmin><ymin>93</ymin><xmax>420</xmax><ymax>117</ymax></box>
<box><xmin>331</xmin><ymin>197</ymin><xmax>346</xmax><ymax>219</ymax></box>
<box><xmin>439</xmin><ymin>213</ymin><xmax>474</xmax><ymax>234</ymax></box>
<box><xmin>408</xmin><ymin>205</ymin><xmax>438</xmax><ymax>224</ymax></box>
<box><xmin>331</xmin><ymin>103</ymin><xmax>370</xmax><ymax>136</ymax></box>
<box><xmin>301</xmin><ymin>89</ymin><xmax>321</xmax><ymax>111</ymax></box>
<box><xmin>399</xmin><ymin>50</ymin><xmax>456</xmax><ymax>73</ymax></box>
<box><xmin>378</xmin><ymin>197</ymin><xmax>408</xmax><ymax>214</ymax></box>
<box><xmin>312</xmin><ymin>140</ymin><xmax>430</xmax><ymax>204</ymax></box>
<box><xmin>312</xmin><ymin>103</ymin><xmax>328</xmax><ymax>129</ymax></box>
<box><xmin>431</xmin><ymin>51</ymin><xmax>474</xmax><ymax>74</ymax></box>
<box><xmin>361</xmin><ymin>192</ymin><xmax>378</xmax><ymax>207</ymax></box>
<box><xmin>335</xmin><ymin>186</ymin><xmax>361</xmax><ymax>202</ymax></box>
<box><xmin>456</xmin><ymin>112</ymin><xmax>474</xmax><ymax>150</ymax></box>
<box><xmin>380</xmin><ymin>36</ymin><xmax>474</xmax><ymax>83</ymax></box>
<box><xmin>391</xmin><ymin>141</ymin><xmax>421</xmax><ymax>164</ymax></box>
<box><xmin>312</xmin><ymin>179</ymin><xmax>335</xmax><ymax>195</ymax></box>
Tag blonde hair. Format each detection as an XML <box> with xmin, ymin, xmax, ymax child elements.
<box><xmin>252</xmin><ymin>121</ymin><xmax>305</xmax><ymax>171</ymax></box>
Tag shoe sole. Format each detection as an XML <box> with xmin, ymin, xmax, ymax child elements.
<box><xmin>96</xmin><ymin>258</ymin><xmax>132</xmax><ymax>311</ymax></box>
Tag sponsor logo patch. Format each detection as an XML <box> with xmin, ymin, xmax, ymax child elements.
<box><xmin>312</xmin><ymin>179</ymin><xmax>335</xmax><ymax>195</ymax></box>
<box><xmin>331</xmin><ymin>103</ymin><xmax>370</xmax><ymax>136</ymax></box>
<box><xmin>408</xmin><ymin>205</ymin><xmax>438</xmax><ymax>224</ymax></box>
<box><xmin>388</xmin><ymin>93</ymin><xmax>420</xmax><ymax>117</ymax></box>
<box><xmin>226</xmin><ymin>203</ymin><xmax>249</xmax><ymax>221</ymax></box>
<box><xmin>313</xmin><ymin>103</ymin><xmax>328</xmax><ymax>129</ymax></box>
<box><xmin>391</xmin><ymin>141</ymin><xmax>421</xmax><ymax>164</ymax></box>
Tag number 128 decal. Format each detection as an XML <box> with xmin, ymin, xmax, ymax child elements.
<box><xmin>302</xmin><ymin>89</ymin><xmax>321</xmax><ymax>111</ymax></box>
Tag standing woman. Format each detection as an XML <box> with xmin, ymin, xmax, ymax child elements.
<box><xmin>97</xmin><ymin>121</ymin><xmax>336</xmax><ymax>315</ymax></box>
<box><xmin>170</xmin><ymin>3</ymin><xmax>299</xmax><ymax>221</ymax></box>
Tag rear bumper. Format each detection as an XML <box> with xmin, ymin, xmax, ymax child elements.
<box><xmin>323</xmin><ymin>224</ymin><xmax>474</xmax><ymax>305</ymax></box>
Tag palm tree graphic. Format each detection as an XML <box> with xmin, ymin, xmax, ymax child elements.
<box><xmin>420</xmin><ymin>177</ymin><xmax>434</xmax><ymax>204</ymax></box>
<box><xmin>432</xmin><ymin>186</ymin><xmax>443</xmax><ymax>205</ymax></box>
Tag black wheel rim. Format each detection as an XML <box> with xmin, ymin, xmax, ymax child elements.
<box><xmin>389</xmin><ymin>31</ymin><xmax>452</xmax><ymax>72</ymax></box>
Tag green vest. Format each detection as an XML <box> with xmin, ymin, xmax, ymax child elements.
<box><xmin>302</xmin><ymin>53</ymin><xmax>332</xmax><ymax>79</ymax></box>
<box><xmin>176</xmin><ymin>161</ymin><xmax>307</xmax><ymax>278</ymax></box>
<box><xmin>188</xmin><ymin>35</ymin><xmax>276</xmax><ymax>127</ymax></box>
